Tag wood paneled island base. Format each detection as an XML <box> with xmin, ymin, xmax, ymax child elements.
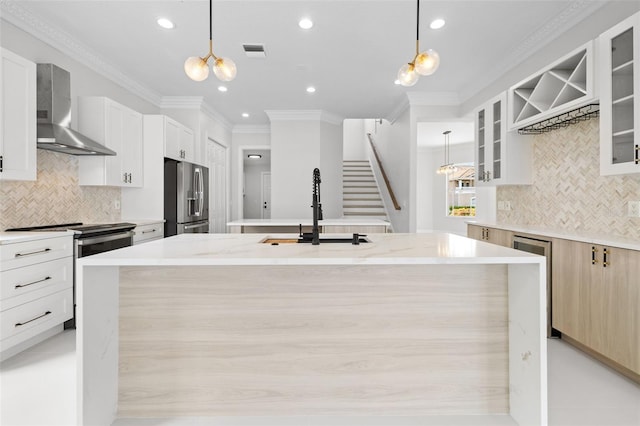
<box><xmin>118</xmin><ymin>264</ymin><xmax>508</xmax><ymax>417</ymax></box>
<box><xmin>76</xmin><ymin>233</ymin><xmax>546</xmax><ymax>425</ymax></box>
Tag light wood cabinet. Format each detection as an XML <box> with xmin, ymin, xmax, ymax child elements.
<box><xmin>599</xmin><ymin>12</ymin><xmax>640</xmax><ymax>175</ymax></box>
<box><xmin>552</xmin><ymin>237</ymin><xmax>640</xmax><ymax>376</ymax></box>
<box><xmin>164</xmin><ymin>116</ymin><xmax>195</xmax><ymax>162</ymax></box>
<box><xmin>474</xmin><ymin>92</ymin><xmax>532</xmax><ymax>186</ymax></box>
<box><xmin>467</xmin><ymin>224</ymin><xmax>513</xmax><ymax>248</ymax></box>
<box><xmin>77</xmin><ymin>97</ymin><xmax>143</xmax><ymax>187</ymax></box>
<box><xmin>508</xmin><ymin>41</ymin><xmax>595</xmax><ymax>130</ymax></box>
<box><xmin>0</xmin><ymin>48</ymin><xmax>36</xmax><ymax>181</ymax></box>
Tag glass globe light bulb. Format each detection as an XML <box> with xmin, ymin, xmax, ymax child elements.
<box><xmin>414</xmin><ymin>49</ymin><xmax>440</xmax><ymax>76</ymax></box>
<box><xmin>184</xmin><ymin>56</ymin><xmax>209</xmax><ymax>81</ymax></box>
<box><xmin>397</xmin><ymin>63</ymin><xmax>419</xmax><ymax>87</ymax></box>
<box><xmin>213</xmin><ymin>57</ymin><xmax>237</xmax><ymax>82</ymax></box>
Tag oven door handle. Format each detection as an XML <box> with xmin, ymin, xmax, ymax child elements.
<box><xmin>76</xmin><ymin>230</ymin><xmax>134</xmax><ymax>246</ymax></box>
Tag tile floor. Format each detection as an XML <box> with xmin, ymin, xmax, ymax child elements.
<box><xmin>1</xmin><ymin>330</ymin><xmax>639</xmax><ymax>426</ymax></box>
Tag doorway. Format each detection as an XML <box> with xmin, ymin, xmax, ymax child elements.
<box><xmin>208</xmin><ymin>138</ymin><xmax>228</xmax><ymax>233</ymax></box>
<box><xmin>243</xmin><ymin>149</ymin><xmax>271</xmax><ymax>219</ymax></box>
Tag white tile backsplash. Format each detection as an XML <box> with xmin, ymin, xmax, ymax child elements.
<box><xmin>497</xmin><ymin>118</ymin><xmax>640</xmax><ymax>239</ymax></box>
<box><xmin>0</xmin><ymin>150</ymin><xmax>121</xmax><ymax>230</ymax></box>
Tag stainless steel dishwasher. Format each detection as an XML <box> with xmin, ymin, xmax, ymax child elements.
<box><xmin>512</xmin><ymin>235</ymin><xmax>558</xmax><ymax>338</ymax></box>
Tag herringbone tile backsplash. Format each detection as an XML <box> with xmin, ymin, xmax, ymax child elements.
<box><xmin>497</xmin><ymin>119</ymin><xmax>640</xmax><ymax>239</ymax></box>
<box><xmin>0</xmin><ymin>150</ymin><xmax>121</xmax><ymax>230</ymax></box>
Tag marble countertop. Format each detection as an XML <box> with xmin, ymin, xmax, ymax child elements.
<box><xmin>468</xmin><ymin>221</ymin><xmax>640</xmax><ymax>251</ymax></box>
<box><xmin>77</xmin><ymin>232</ymin><xmax>543</xmax><ymax>267</ymax></box>
<box><xmin>227</xmin><ymin>218</ymin><xmax>390</xmax><ymax>227</ymax></box>
<box><xmin>124</xmin><ymin>219</ymin><xmax>165</xmax><ymax>226</ymax></box>
<box><xmin>0</xmin><ymin>231</ymin><xmax>73</xmax><ymax>245</ymax></box>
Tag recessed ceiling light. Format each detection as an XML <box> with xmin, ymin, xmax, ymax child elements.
<box><xmin>242</xmin><ymin>113</ymin><xmax>250</xmax><ymax>118</ymax></box>
<box><xmin>156</xmin><ymin>17</ymin><xmax>175</xmax><ymax>29</ymax></box>
<box><xmin>218</xmin><ymin>86</ymin><xmax>228</xmax><ymax>92</ymax></box>
<box><xmin>247</xmin><ymin>154</ymin><xmax>262</xmax><ymax>159</ymax></box>
<box><xmin>299</xmin><ymin>18</ymin><xmax>313</xmax><ymax>30</ymax></box>
<box><xmin>430</xmin><ymin>18</ymin><xmax>445</xmax><ymax>30</ymax></box>
<box><xmin>306</xmin><ymin>86</ymin><xmax>316</xmax><ymax>93</ymax></box>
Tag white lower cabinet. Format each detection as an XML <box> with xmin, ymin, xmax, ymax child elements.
<box><xmin>0</xmin><ymin>234</ymin><xmax>73</xmax><ymax>360</ymax></box>
<box><xmin>133</xmin><ymin>222</ymin><xmax>164</xmax><ymax>245</ymax></box>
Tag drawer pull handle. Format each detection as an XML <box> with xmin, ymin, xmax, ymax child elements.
<box><xmin>15</xmin><ymin>276</ymin><xmax>52</xmax><ymax>289</ymax></box>
<box><xmin>591</xmin><ymin>246</ymin><xmax>597</xmax><ymax>265</ymax></box>
<box><xmin>141</xmin><ymin>229</ymin><xmax>157</xmax><ymax>234</ymax></box>
<box><xmin>15</xmin><ymin>311</ymin><xmax>52</xmax><ymax>327</ymax></box>
<box><xmin>15</xmin><ymin>248</ymin><xmax>51</xmax><ymax>258</ymax></box>
<box><xmin>603</xmin><ymin>248</ymin><xmax>609</xmax><ymax>268</ymax></box>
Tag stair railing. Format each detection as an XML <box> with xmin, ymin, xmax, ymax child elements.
<box><xmin>367</xmin><ymin>133</ymin><xmax>401</xmax><ymax>211</ymax></box>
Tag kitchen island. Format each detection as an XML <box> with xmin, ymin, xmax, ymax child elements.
<box><xmin>227</xmin><ymin>218</ymin><xmax>390</xmax><ymax>234</ymax></box>
<box><xmin>76</xmin><ymin>233</ymin><xmax>547</xmax><ymax>426</ymax></box>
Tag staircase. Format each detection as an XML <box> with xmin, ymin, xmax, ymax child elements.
<box><xmin>342</xmin><ymin>160</ymin><xmax>389</xmax><ymax>221</ymax></box>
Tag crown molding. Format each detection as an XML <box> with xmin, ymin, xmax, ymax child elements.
<box><xmin>200</xmin><ymin>102</ymin><xmax>233</xmax><ymax>132</ymax></box>
<box><xmin>385</xmin><ymin>95</ymin><xmax>410</xmax><ymax>124</ymax></box>
<box><xmin>406</xmin><ymin>91</ymin><xmax>460</xmax><ymax>106</ymax></box>
<box><xmin>159</xmin><ymin>96</ymin><xmax>204</xmax><ymax>109</ymax></box>
<box><xmin>0</xmin><ymin>0</ymin><xmax>163</xmax><ymax>107</ymax></box>
<box><xmin>265</xmin><ymin>110</ymin><xmax>344</xmax><ymax>125</ymax></box>
<box><xmin>232</xmin><ymin>125</ymin><xmax>271</xmax><ymax>134</ymax></box>
<box><xmin>458</xmin><ymin>0</ymin><xmax>607</xmax><ymax>104</ymax></box>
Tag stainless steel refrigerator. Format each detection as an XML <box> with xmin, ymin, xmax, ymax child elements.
<box><xmin>164</xmin><ymin>158</ymin><xmax>209</xmax><ymax>236</ymax></box>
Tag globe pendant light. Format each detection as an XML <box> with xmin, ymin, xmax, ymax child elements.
<box><xmin>397</xmin><ymin>0</ymin><xmax>440</xmax><ymax>86</ymax></box>
<box><xmin>184</xmin><ymin>0</ymin><xmax>237</xmax><ymax>82</ymax></box>
<box><xmin>437</xmin><ymin>130</ymin><xmax>458</xmax><ymax>175</ymax></box>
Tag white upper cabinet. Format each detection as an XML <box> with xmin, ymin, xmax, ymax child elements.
<box><xmin>77</xmin><ymin>97</ymin><xmax>143</xmax><ymax>187</ymax></box>
<box><xmin>164</xmin><ymin>116</ymin><xmax>195</xmax><ymax>163</ymax></box>
<box><xmin>599</xmin><ymin>12</ymin><xmax>640</xmax><ymax>176</ymax></box>
<box><xmin>508</xmin><ymin>41</ymin><xmax>596</xmax><ymax>131</ymax></box>
<box><xmin>0</xmin><ymin>48</ymin><xmax>36</xmax><ymax>181</ymax></box>
<box><xmin>475</xmin><ymin>92</ymin><xmax>532</xmax><ymax>186</ymax></box>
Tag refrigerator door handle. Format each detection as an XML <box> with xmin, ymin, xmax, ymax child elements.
<box><xmin>198</xmin><ymin>168</ymin><xmax>205</xmax><ymax>217</ymax></box>
<box><xmin>194</xmin><ymin>168</ymin><xmax>201</xmax><ymax>217</ymax></box>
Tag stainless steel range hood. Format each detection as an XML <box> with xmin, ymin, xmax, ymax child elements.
<box><xmin>36</xmin><ymin>64</ymin><xmax>116</xmax><ymax>156</ymax></box>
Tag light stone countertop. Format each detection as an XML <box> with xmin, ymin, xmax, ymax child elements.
<box><xmin>227</xmin><ymin>218</ymin><xmax>390</xmax><ymax>227</ymax></box>
<box><xmin>0</xmin><ymin>231</ymin><xmax>73</xmax><ymax>245</ymax></box>
<box><xmin>468</xmin><ymin>221</ymin><xmax>640</xmax><ymax>251</ymax></box>
<box><xmin>77</xmin><ymin>232</ymin><xmax>543</xmax><ymax>267</ymax></box>
<box><xmin>123</xmin><ymin>219</ymin><xmax>165</xmax><ymax>226</ymax></box>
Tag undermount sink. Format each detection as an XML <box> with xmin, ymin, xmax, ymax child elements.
<box><xmin>261</xmin><ymin>236</ymin><xmax>369</xmax><ymax>245</ymax></box>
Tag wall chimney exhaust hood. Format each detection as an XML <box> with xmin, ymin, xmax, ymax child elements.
<box><xmin>36</xmin><ymin>64</ymin><xmax>116</xmax><ymax>156</ymax></box>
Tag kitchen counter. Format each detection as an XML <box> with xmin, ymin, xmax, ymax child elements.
<box><xmin>76</xmin><ymin>233</ymin><xmax>546</xmax><ymax>426</ymax></box>
<box><xmin>468</xmin><ymin>221</ymin><xmax>640</xmax><ymax>251</ymax></box>
<box><xmin>0</xmin><ymin>231</ymin><xmax>72</xmax><ymax>245</ymax></box>
<box><xmin>227</xmin><ymin>218</ymin><xmax>390</xmax><ymax>234</ymax></box>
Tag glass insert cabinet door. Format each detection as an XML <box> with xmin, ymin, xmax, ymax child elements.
<box><xmin>600</xmin><ymin>13</ymin><xmax>640</xmax><ymax>176</ymax></box>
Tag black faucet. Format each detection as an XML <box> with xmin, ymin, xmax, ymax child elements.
<box><xmin>312</xmin><ymin>168</ymin><xmax>323</xmax><ymax>245</ymax></box>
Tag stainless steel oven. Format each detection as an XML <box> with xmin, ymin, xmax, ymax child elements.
<box><xmin>512</xmin><ymin>235</ymin><xmax>557</xmax><ymax>338</ymax></box>
<box><xmin>75</xmin><ymin>229</ymin><xmax>133</xmax><ymax>258</ymax></box>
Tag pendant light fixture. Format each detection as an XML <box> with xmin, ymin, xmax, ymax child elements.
<box><xmin>397</xmin><ymin>0</ymin><xmax>440</xmax><ymax>87</ymax></box>
<box><xmin>184</xmin><ymin>0</ymin><xmax>236</xmax><ymax>82</ymax></box>
<box><xmin>437</xmin><ymin>130</ymin><xmax>457</xmax><ymax>175</ymax></box>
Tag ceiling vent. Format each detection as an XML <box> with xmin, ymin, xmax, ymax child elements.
<box><xmin>243</xmin><ymin>44</ymin><xmax>266</xmax><ymax>59</ymax></box>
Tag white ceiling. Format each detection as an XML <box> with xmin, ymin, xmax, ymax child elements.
<box><xmin>3</xmin><ymin>0</ymin><xmax>610</xmax><ymax>127</ymax></box>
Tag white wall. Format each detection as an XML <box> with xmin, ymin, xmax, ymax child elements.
<box><xmin>231</xmin><ymin>130</ymin><xmax>270</xmax><ymax>221</ymax></box>
<box><xmin>343</xmin><ymin>119</ymin><xmax>367</xmax><ymax>161</ymax></box>
<box><xmin>319</xmin><ymin>120</ymin><xmax>344</xmax><ymax>218</ymax></box>
<box><xmin>418</xmin><ymin>142</ymin><xmax>475</xmax><ymax>236</ymax></box>
<box><xmin>269</xmin><ymin>114</ymin><xmax>342</xmax><ymax>220</ymax></box>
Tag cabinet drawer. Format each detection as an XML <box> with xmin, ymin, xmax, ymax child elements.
<box><xmin>0</xmin><ymin>236</ymin><xmax>73</xmax><ymax>271</ymax></box>
<box><xmin>133</xmin><ymin>223</ymin><xmax>164</xmax><ymax>244</ymax></box>
<box><xmin>0</xmin><ymin>288</ymin><xmax>72</xmax><ymax>352</ymax></box>
<box><xmin>0</xmin><ymin>257</ymin><xmax>73</xmax><ymax>310</ymax></box>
